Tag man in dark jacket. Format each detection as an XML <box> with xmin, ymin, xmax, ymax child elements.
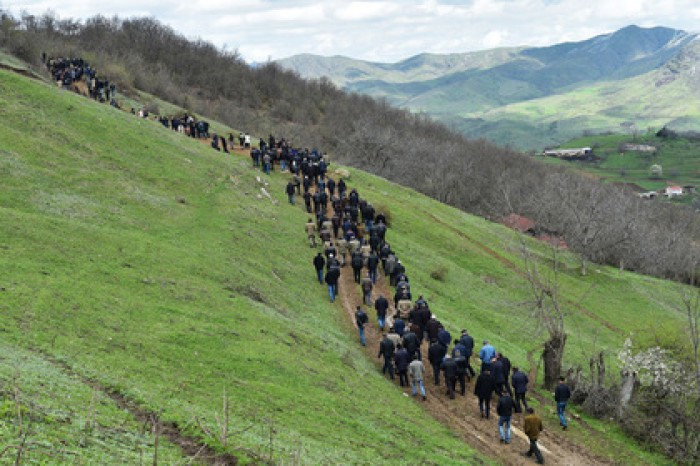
<box><xmin>555</xmin><ymin>376</ymin><xmax>571</xmax><ymax>430</ymax></box>
<box><xmin>497</xmin><ymin>352</ymin><xmax>513</xmax><ymax>396</ymax></box>
<box><xmin>401</xmin><ymin>329</ymin><xmax>420</xmax><ymax>361</ymax></box>
<box><xmin>325</xmin><ymin>266</ymin><xmax>339</xmax><ymax>303</ymax></box>
<box><xmin>441</xmin><ymin>354</ymin><xmax>458</xmax><ymax>399</ymax></box>
<box><xmin>426</xmin><ymin>315</ymin><xmax>442</xmax><ymax>343</ymax></box>
<box><xmin>374</xmin><ymin>295</ymin><xmax>389</xmax><ymax>331</ymax></box>
<box><xmin>394</xmin><ymin>343</ymin><xmax>410</xmax><ymax>387</ymax></box>
<box><xmin>491</xmin><ymin>357</ymin><xmax>507</xmax><ymax>396</ymax></box>
<box><xmin>511</xmin><ymin>367</ymin><xmax>529</xmax><ymax>413</ymax></box>
<box><xmin>475</xmin><ymin>370</ymin><xmax>495</xmax><ymax>419</ymax></box>
<box><xmin>313</xmin><ymin>253</ymin><xmax>324</xmax><ymax>284</ymax></box>
<box><xmin>377</xmin><ymin>334</ymin><xmax>395</xmax><ymax>380</ymax></box>
<box><xmin>355</xmin><ymin>306</ymin><xmax>368</xmax><ymax>346</ymax></box>
<box><xmin>367</xmin><ymin>252</ymin><xmax>380</xmax><ymax>284</ymax></box>
<box><xmin>459</xmin><ymin>329</ymin><xmax>476</xmax><ymax>378</ymax></box>
<box><xmin>285</xmin><ymin>180</ymin><xmax>295</xmax><ymax>204</ymax></box>
<box><xmin>453</xmin><ymin>349</ymin><xmax>467</xmax><ymax>396</ymax></box>
<box><xmin>351</xmin><ymin>252</ymin><xmax>364</xmax><ymax>284</ymax></box>
<box><xmin>496</xmin><ymin>391</ymin><xmax>515</xmax><ymax>444</ymax></box>
<box><xmin>428</xmin><ymin>340</ymin><xmax>447</xmax><ymax>386</ymax></box>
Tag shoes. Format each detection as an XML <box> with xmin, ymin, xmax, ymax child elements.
<box><xmin>480</xmin><ymin>413</ymin><xmax>484</xmax><ymax>418</ymax></box>
<box><xmin>505</xmin><ymin>440</ymin><xmax>510</xmax><ymax>444</ymax></box>
<box><xmin>500</xmin><ymin>439</ymin><xmax>504</xmax><ymax>444</ymax></box>
<box><xmin>562</xmin><ymin>425</ymin><xmax>567</xmax><ymax>431</ymax></box>
<box><xmin>422</xmin><ymin>395</ymin><xmax>427</xmax><ymax>401</ymax></box>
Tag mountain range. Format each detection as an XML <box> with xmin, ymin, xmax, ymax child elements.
<box><xmin>278</xmin><ymin>26</ymin><xmax>700</xmax><ymax>149</ymax></box>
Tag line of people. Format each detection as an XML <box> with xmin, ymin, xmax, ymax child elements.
<box><xmin>276</xmin><ymin>134</ymin><xmax>569</xmax><ymax>465</ymax></box>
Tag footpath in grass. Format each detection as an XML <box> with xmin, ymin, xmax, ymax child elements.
<box><xmin>0</xmin><ymin>68</ymin><xmax>485</xmax><ymax>463</ymax></box>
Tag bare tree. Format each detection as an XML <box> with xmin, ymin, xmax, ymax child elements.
<box><xmin>520</xmin><ymin>242</ymin><xmax>567</xmax><ymax>389</ymax></box>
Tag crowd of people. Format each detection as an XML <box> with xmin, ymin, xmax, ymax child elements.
<box><xmin>45</xmin><ymin>56</ymin><xmax>117</xmax><ymax>106</ymax></box>
<box><xmin>272</xmin><ymin>142</ymin><xmax>574</xmax><ymax>464</ymax></box>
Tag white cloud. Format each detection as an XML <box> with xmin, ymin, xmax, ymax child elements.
<box><xmin>2</xmin><ymin>1</ymin><xmax>699</xmax><ymax>63</ymax></box>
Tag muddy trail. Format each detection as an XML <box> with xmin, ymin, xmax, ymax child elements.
<box><xmin>313</xmin><ymin>195</ymin><xmax>609</xmax><ymax>466</ymax></box>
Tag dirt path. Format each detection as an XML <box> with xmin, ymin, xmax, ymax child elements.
<box><xmin>327</xmin><ymin>203</ymin><xmax>608</xmax><ymax>466</ymax></box>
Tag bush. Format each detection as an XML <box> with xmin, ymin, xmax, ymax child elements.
<box><xmin>430</xmin><ymin>265</ymin><xmax>447</xmax><ymax>282</ymax></box>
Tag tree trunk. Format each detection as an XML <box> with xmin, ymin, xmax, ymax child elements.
<box><xmin>618</xmin><ymin>370</ymin><xmax>637</xmax><ymax>418</ymax></box>
<box><xmin>543</xmin><ymin>332</ymin><xmax>567</xmax><ymax>389</ymax></box>
<box><xmin>581</xmin><ymin>254</ymin><xmax>587</xmax><ymax>276</ymax></box>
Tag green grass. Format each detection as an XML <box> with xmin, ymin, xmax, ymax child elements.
<box><xmin>0</xmin><ymin>68</ymin><xmax>485</xmax><ymax>464</ymax></box>
<box><xmin>0</xmin><ymin>63</ymin><xmax>689</xmax><ymax>464</ymax></box>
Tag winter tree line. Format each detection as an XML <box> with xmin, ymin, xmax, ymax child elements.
<box><xmin>2</xmin><ymin>11</ymin><xmax>699</xmax><ymax>461</ymax></box>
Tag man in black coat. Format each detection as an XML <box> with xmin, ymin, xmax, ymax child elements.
<box><xmin>428</xmin><ymin>340</ymin><xmax>447</xmax><ymax>386</ymax></box>
<box><xmin>453</xmin><ymin>349</ymin><xmax>467</xmax><ymax>396</ymax></box>
<box><xmin>555</xmin><ymin>377</ymin><xmax>571</xmax><ymax>430</ymax></box>
<box><xmin>511</xmin><ymin>367</ymin><xmax>529</xmax><ymax>413</ymax></box>
<box><xmin>496</xmin><ymin>391</ymin><xmax>515</xmax><ymax>444</ymax></box>
<box><xmin>355</xmin><ymin>306</ymin><xmax>369</xmax><ymax>346</ymax></box>
<box><xmin>475</xmin><ymin>370</ymin><xmax>495</xmax><ymax>419</ymax></box>
<box><xmin>394</xmin><ymin>343</ymin><xmax>410</xmax><ymax>387</ymax></box>
<box><xmin>377</xmin><ymin>334</ymin><xmax>395</xmax><ymax>380</ymax></box>
<box><xmin>313</xmin><ymin>253</ymin><xmax>325</xmax><ymax>284</ymax></box>
<box><xmin>351</xmin><ymin>252</ymin><xmax>364</xmax><ymax>284</ymax></box>
<box><xmin>374</xmin><ymin>295</ymin><xmax>389</xmax><ymax>331</ymax></box>
<box><xmin>459</xmin><ymin>330</ymin><xmax>476</xmax><ymax>378</ymax></box>
<box><xmin>497</xmin><ymin>352</ymin><xmax>513</xmax><ymax>396</ymax></box>
<box><xmin>491</xmin><ymin>357</ymin><xmax>508</xmax><ymax>397</ymax></box>
<box><xmin>401</xmin><ymin>329</ymin><xmax>420</xmax><ymax>361</ymax></box>
<box><xmin>325</xmin><ymin>266</ymin><xmax>339</xmax><ymax>303</ymax></box>
<box><xmin>441</xmin><ymin>354</ymin><xmax>458</xmax><ymax>399</ymax></box>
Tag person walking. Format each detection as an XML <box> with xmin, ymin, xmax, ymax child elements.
<box><xmin>555</xmin><ymin>376</ymin><xmax>571</xmax><ymax>430</ymax></box>
<box><xmin>479</xmin><ymin>339</ymin><xmax>496</xmax><ymax>372</ymax></box>
<box><xmin>459</xmin><ymin>330</ymin><xmax>476</xmax><ymax>379</ymax></box>
<box><xmin>351</xmin><ymin>252</ymin><xmax>364</xmax><ymax>284</ymax></box>
<box><xmin>374</xmin><ymin>295</ymin><xmax>389</xmax><ymax>331</ymax></box>
<box><xmin>313</xmin><ymin>253</ymin><xmax>325</xmax><ymax>284</ymax></box>
<box><xmin>441</xmin><ymin>354</ymin><xmax>458</xmax><ymax>400</ymax></box>
<box><xmin>286</xmin><ymin>180</ymin><xmax>296</xmax><ymax>204</ymax></box>
<box><xmin>394</xmin><ymin>343</ymin><xmax>410</xmax><ymax>387</ymax></box>
<box><xmin>428</xmin><ymin>339</ymin><xmax>447</xmax><ymax>386</ymax></box>
<box><xmin>325</xmin><ymin>266</ymin><xmax>339</xmax><ymax>303</ymax></box>
<box><xmin>496</xmin><ymin>391</ymin><xmax>515</xmax><ymax>444</ymax></box>
<box><xmin>377</xmin><ymin>333</ymin><xmax>395</xmax><ymax>380</ymax></box>
<box><xmin>512</xmin><ymin>367</ymin><xmax>530</xmax><ymax>413</ymax></box>
<box><xmin>453</xmin><ymin>349</ymin><xmax>467</xmax><ymax>396</ymax></box>
<box><xmin>305</xmin><ymin>219</ymin><xmax>317</xmax><ymax>248</ymax></box>
<box><xmin>408</xmin><ymin>355</ymin><xmax>427</xmax><ymax>400</ymax></box>
<box><xmin>475</xmin><ymin>370</ymin><xmax>495</xmax><ymax>419</ymax></box>
<box><xmin>355</xmin><ymin>306</ymin><xmax>369</xmax><ymax>346</ymax></box>
<box><xmin>523</xmin><ymin>407</ymin><xmax>545</xmax><ymax>464</ymax></box>
<box><xmin>361</xmin><ymin>273</ymin><xmax>373</xmax><ymax>305</ymax></box>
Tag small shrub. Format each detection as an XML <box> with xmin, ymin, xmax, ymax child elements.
<box><xmin>430</xmin><ymin>265</ymin><xmax>447</xmax><ymax>282</ymax></box>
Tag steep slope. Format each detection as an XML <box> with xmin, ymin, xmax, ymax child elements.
<box><xmin>0</xmin><ymin>69</ymin><xmax>484</xmax><ymax>464</ymax></box>
<box><xmin>0</xmin><ymin>66</ymin><xmax>687</xmax><ymax>464</ymax></box>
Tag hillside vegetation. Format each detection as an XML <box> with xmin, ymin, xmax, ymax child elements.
<box><xmin>0</xmin><ymin>59</ymin><xmax>694</xmax><ymax>464</ymax></box>
<box><xmin>278</xmin><ymin>26</ymin><xmax>700</xmax><ymax>149</ymax></box>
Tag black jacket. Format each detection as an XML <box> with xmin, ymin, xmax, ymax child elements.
<box><xmin>394</xmin><ymin>348</ymin><xmax>410</xmax><ymax>372</ymax></box>
<box><xmin>374</xmin><ymin>296</ymin><xmax>389</xmax><ymax>318</ymax></box>
<box><xmin>355</xmin><ymin>310</ymin><xmax>368</xmax><ymax>328</ymax></box>
<box><xmin>475</xmin><ymin>373</ymin><xmax>495</xmax><ymax>399</ymax></box>
<box><xmin>555</xmin><ymin>383</ymin><xmax>571</xmax><ymax>402</ymax></box>
<box><xmin>496</xmin><ymin>394</ymin><xmax>515</xmax><ymax>417</ymax></box>
<box><xmin>512</xmin><ymin>370</ymin><xmax>529</xmax><ymax>394</ymax></box>
<box><xmin>378</xmin><ymin>338</ymin><xmax>395</xmax><ymax>358</ymax></box>
<box><xmin>459</xmin><ymin>334</ymin><xmax>475</xmax><ymax>356</ymax></box>
<box><xmin>324</xmin><ymin>268</ymin><xmax>340</xmax><ymax>285</ymax></box>
<box><xmin>428</xmin><ymin>342</ymin><xmax>447</xmax><ymax>366</ymax></box>
<box><xmin>313</xmin><ymin>255</ymin><xmax>325</xmax><ymax>271</ymax></box>
<box><xmin>441</xmin><ymin>358</ymin><xmax>458</xmax><ymax>378</ymax></box>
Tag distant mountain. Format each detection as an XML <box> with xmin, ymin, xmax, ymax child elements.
<box><xmin>278</xmin><ymin>26</ymin><xmax>700</xmax><ymax>149</ymax></box>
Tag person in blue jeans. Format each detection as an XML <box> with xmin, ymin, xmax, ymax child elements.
<box><xmin>496</xmin><ymin>391</ymin><xmax>514</xmax><ymax>444</ymax></box>
<box><xmin>324</xmin><ymin>266</ymin><xmax>339</xmax><ymax>303</ymax></box>
<box><xmin>355</xmin><ymin>306</ymin><xmax>368</xmax><ymax>346</ymax></box>
<box><xmin>554</xmin><ymin>376</ymin><xmax>572</xmax><ymax>430</ymax></box>
<box><xmin>409</xmin><ymin>356</ymin><xmax>427</xmax><ymax>400</ymax></box>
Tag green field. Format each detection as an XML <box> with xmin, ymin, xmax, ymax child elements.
<box><xmin>0</xmin><ymin>65</ymin><xmax>688</xmax><ymax>464</ymax></box>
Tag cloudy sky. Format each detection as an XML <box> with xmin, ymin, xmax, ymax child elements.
<box><xmin>3</xmin><ymin>0</ymin><xmax>700</xmax><ymax>63</ymax></box>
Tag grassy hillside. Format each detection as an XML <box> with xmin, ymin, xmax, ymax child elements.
<box><xmin>0</xmin><ymin>69</ymin><xmax>482</xmax><ymax>464</ymax></box>
<box><xmin>0</xmin><ymin>66</ymin><xmax>688</xmax><ymax>464</ymax></box>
